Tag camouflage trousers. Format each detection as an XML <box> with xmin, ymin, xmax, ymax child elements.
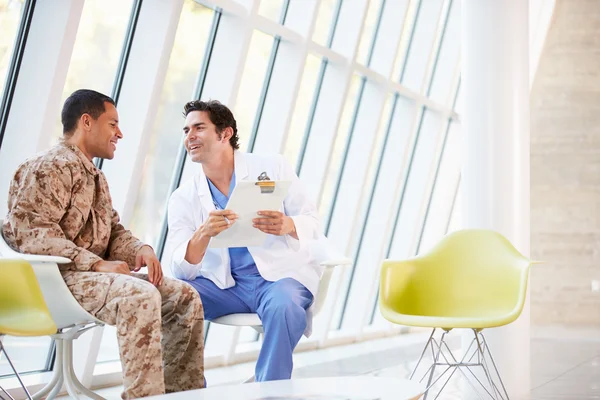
<box><xmin>62</xmin><ymin>271</ymin><xmax>205</xmax><ymax>399</ymax></box>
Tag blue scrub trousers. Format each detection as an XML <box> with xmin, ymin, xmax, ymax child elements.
<box><xmin>185</xmin><ymin>274</ymin><xmax>313</xmax><ymax>381</ymax></box>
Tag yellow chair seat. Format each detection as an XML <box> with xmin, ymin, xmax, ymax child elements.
<box><xmin>0</xmin><ymin>259</ymin><xmax>57</xmax><ymax>336</ymax></box>
<box><xmin>379</xmin><ymin>230</ymin><xmax>534</xmax><ymax>330</ymax></box>
<box><xmin>379</xmin><ymin>308</ymin><xmax>523</xmax><ymax>330</ymax></box>
<box><xmin>0</xmin><ymin>310</ymin><xmax>57</xmax><ymax>337</ymax></box>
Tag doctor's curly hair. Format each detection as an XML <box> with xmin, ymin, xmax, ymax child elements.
<box><xmin>182</xmin><ymin>99</ymin><xmax>240</xmax><ymax>150</ymax></box>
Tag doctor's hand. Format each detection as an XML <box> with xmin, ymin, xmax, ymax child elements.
<box><xmin>200</xmin><ymin>210</ymin><xmax>238</xmax><ymax>238</ymax></box>
<box><xmin>253</xmin><ymin>211</ymin><xmax>298</xmax><ymax>239</ymax></box>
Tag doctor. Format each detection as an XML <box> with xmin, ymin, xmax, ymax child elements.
<box><xmin>166</xmin><ymin>100</ymin><xmax>323</xmax><ymax>382</ymax></box>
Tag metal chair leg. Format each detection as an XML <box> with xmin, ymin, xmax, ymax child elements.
<box><xmin>0</xmin><ymin>339</ymin><xmax>32</xmax><ymax>400</ymax></box>
<box><xmin>408</xmin><ymin>329</ymin><xmax>510</xmax><ymax>400</ymax></box>
<box><xmin>423</xmin><ymin>331</ymin><xmax>447</xmax><ymax>400</ymax></box>
<box><xmin>410</xmin><ymin>328</ymin><xmax>436</xmax><ymax>380</ymax></box>
<box><xmin>479</xmin><ymin>332</ymin><xmax>510</xmax><ymax>400</ymax></box>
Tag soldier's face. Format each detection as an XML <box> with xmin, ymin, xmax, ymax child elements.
<box><xmin>183</xmin><ymin>111</ymin><xmax>228</xmax><ymax>163</ymax></box>
<box><xmin>88</xmin><ymin>102</ymin><xmax>123</xmax><ymax>160</ymax></box>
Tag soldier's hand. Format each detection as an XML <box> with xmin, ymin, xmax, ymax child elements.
<box><xmin>92</xmin><ymin>260</ymin><xmax>130</xmax><ymax>275</ymax></box>
<box><xmin>135</xmin><ymin>246</ymin><xmax>163</xmax><ymax>286</ymax></box>
<box><xmin>199</xmin><ymin>210</ymin><xmax>238</xmax><ymax>238</ymax></box>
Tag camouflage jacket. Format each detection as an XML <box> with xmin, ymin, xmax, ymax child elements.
<box><xmin>3</xmin><ymin>141</ymin><xmax>145</xmax><ymax>271</ymax></box>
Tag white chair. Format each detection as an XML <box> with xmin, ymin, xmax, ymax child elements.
<box><xmin>211</xmin><ymin>258</ymin><xmax>352</xmax><ymax>381</ymax></box>
<box><xmin>0</xmin><ymin>221</ymin><xmax>105</xmax><ymax>400</ymax></box>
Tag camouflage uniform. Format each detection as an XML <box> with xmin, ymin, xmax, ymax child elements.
<box><xmin>3</xmin><ymin>141</ymin><xmax>204</xmax><ymax>399</ymax></box>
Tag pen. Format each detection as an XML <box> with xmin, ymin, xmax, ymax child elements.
<box><xmin>213</xmin><ymin>199</ymin><xmax>230</xmax><ymax>224</ymax></box>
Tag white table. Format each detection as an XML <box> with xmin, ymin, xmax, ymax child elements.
<box><xmin>148</xmin><ymin>376</ymin><xmax>424</xmax><ymax>399</ymax></box>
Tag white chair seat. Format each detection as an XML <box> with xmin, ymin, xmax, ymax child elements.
<box><xmin>212</xmin><ymin>313</ymin><xmax>262</xmax><ymax>328</ymax></box>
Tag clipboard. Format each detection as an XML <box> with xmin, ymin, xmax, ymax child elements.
<box><xmin>208</xmin><ymin>175</ymin><xmax>291</xmax><ymax>248</ymax></box>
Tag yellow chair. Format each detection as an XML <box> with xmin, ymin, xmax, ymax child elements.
<box><xmin>0</xmin><ymin>259</ymin><xmax>57</xmax><ymax>400</ymax></box>
<box><xmin>379</xmin><ymin>229</ymin><xmax>536</xmax><ymax>400</ymax></box>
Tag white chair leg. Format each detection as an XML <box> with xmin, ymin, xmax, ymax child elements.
<box><xmin>32</xmin><ymin>340</ymin><xmax>64</xmax><ymax>400</ymax></box>
<box><xmin>67</xmin><ymin>360</ymin><xmax>104</xmax><ymax>400</ymax></box>
<box><xmin>62</xmin><ymin>339</ymin><xmax>105</xmax><ymax>400</ymax></box>
<box><xmin>62</xmin><ymin>340</ymin><xmax>80</xmax><ymax>399</ymax></box>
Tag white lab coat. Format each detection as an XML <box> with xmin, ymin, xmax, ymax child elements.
<box><xmin>166</xmin><ymin>151</ymin><xmax>326</xmax><ymax>336</ymax></box>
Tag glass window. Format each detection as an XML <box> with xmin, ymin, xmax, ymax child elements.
<box><xmin>0</xmin><ymin>0</ymin><xmax>25</xmax><ymax>99</ymax></box>
<box><xmin>330</xmin><ymin>96</ymin><xmax>417</xmax><ymax>330</ymax></box>
<box><xmin>400</xmin><ymin>0</ymin><xmax>445</xmax><ymax>93</ymax></box>
<box><xmin>234</xmin><ymin>30</ymin><xmax>274</xmax><ymax>151</ymax></box>
<box><xmin>100</xmin><ymin>1</ymin><xmax>215</xmax><ymax>366</ymax></box>
<box><xmin>418</xmin><ymin>121</ymin><xmax>460</xmax><ymax>253</ymax></box>
<box><xmin>428</xmin><ymin>0</ymin><xmax>460</xmax><ymax>105</ymax></box>
<box><xmin>237</xmin><ymin>327</ymin><xmax>259</xmax><ymax>344</ymax></box>
<box><xmin>454</xmin><ymin>85</ymin><xmax>462</xmax><ymax>114</ymax></box>
<box><xmin>387</xmin><ymin>109</ymin><xmax>445</xmax><ymax>260</ymax></box>
<box><xmin>51</xmin><ymin>0</ymin><xmax>135</xmax><ymax>143</ymax></box>
<box><xmin>330</xmin><ymin>92</ymin><xmax>395</xmax><ymax>332</ymax></box>
<box><xmin>390</xmin><ymin>0</ymin><xmax>420</xmax><ymax>82</ymax></box>
<box><xmin>128</xmin><ymin>1</ymin><xmax>214</xmax><ymax>248</ymax></box>
<box><xmin>355</xmin><ymin>0</ymin><xmax>383</xmax><ymax>66</ymax></box>
<box><xmin>318</xmin><ymin>74</ymin><xmax>361</xmax><ymax>217</ymax></box>
<box><xmin>258</xmin><ymin>0</ymin><xmax>286</xmax><ymax>23</ymax></box>
<box><xmin>311</xmin><ymin>0</ymin><xmax>339</xmax><ymax>47</ymax></box>
<box><xmin>282</xmin><ymin>54</ymin><xmax>321</xmax><ymax>169</ymax></box>
<box><xmin>447</xmin><ymin>183</ymin><xmax>461</xmax><ymax>233</ymax></box>
<box><xmin>0</xmin><ymin>336</ymin><xmax>51</xmax><ymax>377</ymax></box>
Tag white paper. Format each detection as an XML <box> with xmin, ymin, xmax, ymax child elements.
<box><xmin>208</xmin><ymin>180</ymin><xmax>291</xmax><ymax>248</ymax></box>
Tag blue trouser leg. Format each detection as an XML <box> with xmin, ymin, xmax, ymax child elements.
<box><xmin>184</xmin><ymin>276</ymin><xmax>253</xmax><ymax>387</ymax></box>
<box><xmin>255</xmin><ymin>278</ymin><xmax>313</xmax><ymax>381</ymax></box>
<box><xmin>184</xmin><ymin>276</ymin><xmax>251</xmax><ymax>320</ymax></box>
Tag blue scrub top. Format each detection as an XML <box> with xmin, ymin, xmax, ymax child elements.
<box><xmin>207</xmin><ymin>171</ymin><xmax>260</xmax><ymax>277</ymax></box>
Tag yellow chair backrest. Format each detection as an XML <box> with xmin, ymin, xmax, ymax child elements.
<box><xmin>0</xmin><ymin>259</ymin><xmax>57</xmax><ymax>336</ymax></box>
<box><xmin>380</xmin><ymin>229</ymin><xmax>532</xmax><ymax>322</ymax></box>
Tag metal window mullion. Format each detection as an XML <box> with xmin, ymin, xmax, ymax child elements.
<box><xmin>425</xmin><ymin>0</ymin><xmax>453</xmax><ymax>97</ymax></box>
<box><xmin>111</xmin><ymin>0</ymin><xmax>144</xmax><ymax>104</ymax></box>
<box><xmin>326</xmin><ymin>0</ymin><xmax>344</xmax><ymax>49</ymax></box>
<box><xmin>333</xmin><ymin>93</ymin><xmax>398</xmax><ymax>329</ymax></box>
<box><xmin>96</xmin><ymin>0</ymin><xmax>143</xmax><ymax>169</ymax></box>
<box><xmin>0</xmin><ymin>0</ymin><xmax>36</xmax><ymax>149</ymax></box>
<box><xmin>279</xmin><ymin>0</ymin><xmax>291</xmax><ymax>25</ymax></box>
<box><xmin>156</xmin><ymin>10</ymin><xmax>222</xmax><ymax>260</ymax></box>
<box><xmin>445</xmin><ymin>174</ymin><xmax>461</xmax><ymax>234</ymax></box>
<box><xmin>398</xmin><ymin>0</ymin><xmax>423</xmax><ymax>83</ymax></box>
<box><xmin>295</xmin><ymin>59</ymin><xmax>328</xmax><ymax>175</ymax></box>
<box><xmin>44</xmin><ymin>339</ymin><xmax>57</xmax><ymax>372</ymax></box>
<box><xmin>368</xmin><ymin>107</ymin><xmax>426</xmax><ymax>324</ymax></box>
<box><xmin>365</xmin><ymin>0</ymin><xmax>386</xmax><ymax>68</ymax></box>
<box><xmin>247</xmin><ymin>35</ymin><xmax>281</xmax><ymax>152</ymax></box>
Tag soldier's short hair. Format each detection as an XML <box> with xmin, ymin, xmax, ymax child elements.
<box><xmin>62</xmin><ymin>89</ymin><xmax>115</xmax><ymax>136</ymax></box>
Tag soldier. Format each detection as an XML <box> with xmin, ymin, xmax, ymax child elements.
<box><xmin>3</xmin><ymin>89</ymin><xmax>204</xmax><ymax>399</ymax></box>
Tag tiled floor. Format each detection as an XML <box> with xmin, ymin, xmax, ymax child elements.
<box><xmin>83</xmin><ymin>326</ymin><xmax>600</xmax><ymax>399</ymax></box>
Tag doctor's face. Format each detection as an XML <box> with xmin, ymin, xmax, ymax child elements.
<box><xmin>183</xmin><ymin>110</ymin><xmax>229</xmax><ymax>163</ymax></box>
